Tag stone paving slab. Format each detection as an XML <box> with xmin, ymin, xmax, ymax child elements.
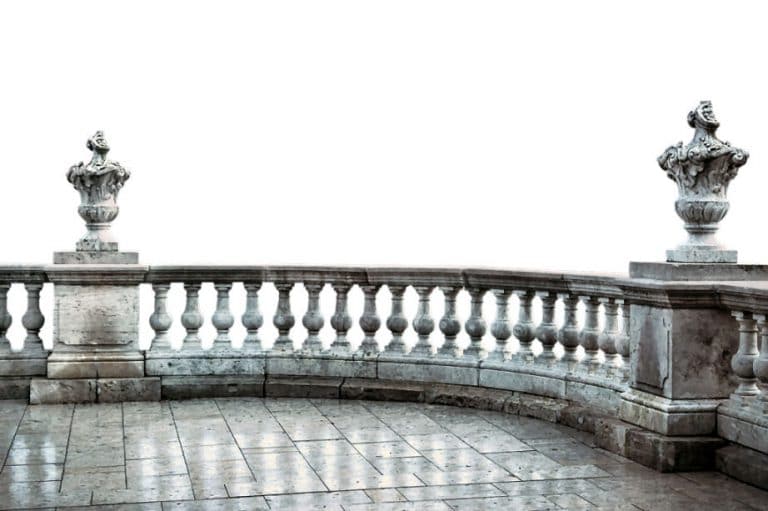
<box><xmin>0</xmin><ymin>398</ymin><xmax>764</xmax><ymax>510</ymax></box>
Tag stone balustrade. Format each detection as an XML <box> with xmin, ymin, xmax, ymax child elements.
<box><xmin>3</xmin><ymin>107</ymin><xmax>768</xmax><ymax>487</ymax></box>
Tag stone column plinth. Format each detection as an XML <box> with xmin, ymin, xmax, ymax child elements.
<box><xmin>29</xmin><ymin>264</ymin><xmax>159</xmax><ymax>403</ymax></box>
<box><xmin>618</xmin><ymin>266</ymin><xmax>761</xmax><ymax>436</ymax></box>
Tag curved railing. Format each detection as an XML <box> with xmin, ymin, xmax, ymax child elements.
<box><xmin>1</xmin><ymin>264</ymin><xmax>767</xmax><ymax>476</ymax></box>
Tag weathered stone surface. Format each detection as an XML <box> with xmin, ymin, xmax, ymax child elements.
<box><xmin>424</xmin><ymin>384</ymin><xmax>510</xmax><ymax>412</ymax></box>
<box><xmin>47</xmin><ymin>349</ymin><xmax>144</xmax><ymax>378</ymax></box>
<box><xmin>629</xmin><ymin>262</ymin><xmax>768</xmax><ymax>281</ymax></box>
<box><xmin>378</xmin><ymin>356</ymin><xmax>479</xmax><ymax>386</ymax></box>
<box><xmin>340</xmin><ymin>378</ymin><xmax>427</xmax><ymax>402</ymax></box>
<box><xmin>264</xmin><ymin>376</ymin><xmax>342</xmax><ymax>398</ymax></box>
<box><xmin>479</xmin><ymin>366</ymin><xmax>566</xmax><ymax>399</ymax></box>
<box><xmin>626</xmin><ymin>429</ymin><xmax>725</xmax><ymax>472</ymax></box>
<box><xmin>54</xmin><ymin>251</ymin><xmax>139</xmax><ymax>264</ymax></box>
<box><xmin>30</xmin><ymin>378</ymin><xmax>97</xmax><ymax>404</ymax></box>
<box><xmin>718</xmin><ymin>403</ymin><xmax>768</xmax><ymax>454</ymax></box>
<box><xmin>145</xmin><ymin>348</ymin><xmax>265</xmax><ymax>376</ymax></box>
<box><xmin>0</xmin><ymin>353</ymin><xmax>47</xmax><ymax>377</ymax></box>
<box><xmin>161</xmin><ymin>375</ymin><xmax>265</xmax><ymax>399</ymax></box>
<box><xmin>266</xmin><ymin>353</ymin><xmax>375</xmax><ymax>379</ymax></box>
<box><xmin>517</xmin><ymin>394</ymin><xmax>569</xmax><ymax>423</ymax></box>
<box><xmin>631</xmin><ymin>304</ymin><xmax>737</xmax><ymax>399</ymax></box>
<box><xmin>716</xmin><ymin>445</ymin><xmax>768</xmax><ymax>491</ymax></box>
<box><xmin>54</xmin><ymin>284</ymin><xmax>140</xmax><ymax>347</ymax></box>
<box><xmin>97</xmin><ymin>377</ymin><xmax>160</xmax><ymax>402</ymax></box>
<box><xmin>564</xmin><ymin>381</ymin><xmax>621</xmax><ymax>414</ymax></box>
<box><xmin>594</xmin><ymin>417</ymin><xmax>641</xmax><ymax>457</ymax></box>
<box><xmin>619</xmin><ymin>389</ymin><xmax>719</xmax><ymax>436</ymax></box>
<box><xmin>0</xmin><ymin>377</ymin><xmax>32</xmax><ymax>399</ymax></box>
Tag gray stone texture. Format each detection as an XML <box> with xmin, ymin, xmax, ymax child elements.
<box><xmin>54</xmin><ymin>284</ymin><xmax>139</xmax><ymax>347</ymax></box>
<box><xmin>717</xmin><ymin>444</ymin><xmax>768</xmax><ymax>491</ymax></box>
<box><xmin>630</xmin><ymin>304</ymin><xmax>738</xmax><ymax>399</ymax></box>
<box><xmin>54</xmin><ymin>251</ymin><xmax>139</xmax><ymax>264</ymax></box>
<box><xmin>630</xmin><ymin>261</ymin><xmax>768</xmax><ymax>281</ymax></box>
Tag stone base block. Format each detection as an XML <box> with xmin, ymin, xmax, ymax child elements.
<box><xmin>47</xmin><ymin>349</ymin><xmax>144</xmax><ymax>379</ymax></box>
<box><xmin>665</xmin><ymin>248</ymin><xmax>737</xmax><ymax>264</ymax></box>
<box><xmin>619</xmin><ymin>389</ymin><xmax>720</xmax><ymax>436</ymax></box>
<box><xmin>340</xmin><ymin>378</ymin><xmax>428</xmax><ymax>402</ymax></box>
<box><xmin>30</xmin><ymin>377</ymin><xmax>160</xmax><ymax>404</ymax></box>
<box><xmin>378</xmin><ymin>356</ymin><xmax>479</xmax><ymax>386</ymax></box>
<box><xmin>625</xmin><ymin>430</ymin><xmax>725</xmax><ymax>472</ymax></box>
<box><xmin>162</xmin><ymin>376</ymin><xmax>265</xmax><ymax>399</ymax></box>
<box><xmin>54</xmin><ymin>251</ymin><xmax>140</xmax><ymax>264</ymax></box>
<box><xmin>146</xmin><ymin>348</ymin><xmax>265</xmax><ymax>376</ymax></box>
<box><xmin>98</xmin><ymin>378</ymin><xmax>161</xmax><ymax>402</ymax></box>
<box><xmin>264</xmin><ymin>376</ymin><xmax>342</xmax><ymax>398</ymax></box>
<box><xmin>266</xmin><ymin>352</ymin><xmax>375</xmax><ymax>378</ymax></box>
<box><xmin>630</xmin><ymin>261</ymin><xmax>768</xmax><ymax>281</ymax></box>
<box><xmin>0</xmin><ymin>377</ymin><xmax>33</xmax><ymax>399</ymax></box>
<box><xmin>480</xmin><ymin>365</ymin><xmax>566</xmax><ymax>399</ymax></box>
<box><xmin>30</xmin><ymin>379</ymin><xmax>95</xmax><ymax>404</ymax></box>
<box><xmin>716</xmin><ymin>445</ymin><xmax>768</xmax><ymax>491</ymax></box>
<box><xmin>424</xmin><ymin>384</ymin><xmax>514</xmax><ymax>412</ymax></box>
<box><xmin>718</xmin><ymin>402</ymin><xmax>768</xmax><ymax>454</ymax></box>
<box><xmin>0</xmin><ymin>354</ymin><xmax>47</xmax><ymax>377</ymax></box>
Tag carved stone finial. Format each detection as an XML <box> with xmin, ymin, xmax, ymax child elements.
<box><xmin>658</xmin><ymin>101</ymin><xmax>748</xmax><ymax>263</ymax></box>
<box><xmin>67</xmin><ymin>131</ymin><xmax>131</xmax><ymax>252</ymax></box>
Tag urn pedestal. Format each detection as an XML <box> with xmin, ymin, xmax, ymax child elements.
<box><xmin>29</xmin><ymin>132</ymin><xmax>159</xmax><ymax>403</ymax></box>
<box><xmin>30</xmin><ymin>265</ymin><xmax>159</xmax><ymax>404</ymax></box>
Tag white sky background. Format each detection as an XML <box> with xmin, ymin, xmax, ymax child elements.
<box><xmin>1</xmin><ymin>1</ymin><xmax>767</xmax><ymax>351</ymax></box>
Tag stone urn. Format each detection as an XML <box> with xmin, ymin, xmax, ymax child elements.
<box><xmin>66</xmin><ymin>131</ymin><xmax>130</xmax><ymax>252</ymax></box>
<box><xmin>657</xmin><ymin>101</ymin><xmax>748</xmax><ymax>263</ymax></box>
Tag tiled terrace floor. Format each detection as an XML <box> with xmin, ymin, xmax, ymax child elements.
<box><xmin>0</xmin><ymin>398</ymin><xmax>765</xmax><ymax>511</ymax></box>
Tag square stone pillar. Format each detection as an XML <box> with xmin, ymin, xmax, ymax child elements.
<box><xmin>619</xmin><ymin>262</ymin><xmax>768</xmax><ymax>436</ymax></box>
<box><xmin>29</xmin><ymin>253</ymin><xmax>159</xmax><ymax>403</ymax></box>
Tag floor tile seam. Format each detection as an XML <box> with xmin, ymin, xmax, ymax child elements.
<box><xmin>0</xmin><ymin>404</ymin><xmax>29</xmax><ymax>472</ymax></box>
<box><xmin>120</xmin><ymin>402</ymin><xmax>128</xmax><ymax>491</ymax></box>
<box><xmin>261</xmin><ymin>399</ymin><xmax>332</xmax><ymax>494</ymax></box>
<box><xmin>167</xmin><ymin>400</ymin><xmax>195</xmax><ymax>501</ymax></box>
<box><xmin>57</xmin><ymin>404</ymin><xmax>77</xmax><ymax>495</ymax></box>
<box><xmin>212</xmin><ymin>398</ymin><xmax>258</xmax><ymax>495</ymax></box>
<box><xmin>355</xmin><ymin>402</ymin><xmax>443</xmax><ymax>475</ymax></box>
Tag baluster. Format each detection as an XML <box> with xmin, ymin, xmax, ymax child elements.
<box><xmin>329</xmin><ymin>283</ymin><xmax>353</xmax><ymax>353</ymax></box>
<box><xmin>272</xmin><ymin>282</ymin><xmax>295</xmax><ymax>351</ymax></box>
<box><xmin>22</xmin><ymin>283</ymin><xmax>45</xmax><ymax>348</ymax></box>
<box><xmin>212</xmin><ymin>283</ymin><xmax>234</xmax><ymax>346</ymax></box>
<box><xmin>579</xmin><ymin>296</ymin><xmax>601</xmax><ymax>367</ymax></box>
<box><xmin>754</xmin><ymin>314</ymin><xmax>768</xmax><ymax>402</ymax></box>
<box><xmin>617</xmin><ymin>300</ymin><xmax>631</xmax><ymax>372</ymax></box>
<box><xmin>558</xmin><ymin>293</ymin><xmax>580</xmax><ymax>363</ymax></box>
<box><xmin>464</xmin><ymin>288</ymin><xmax>487</xmax><ymax>359</ymax></box>
<box><xmin>437</xmin><ymin>286</ymin><xmax>461</xmax><ymax>357</ymax></box>
<box><xmin>535</xmin><ymin>292</ymin><xmax>558</xmax><ymax>362</ymax></box>
<box><xmin>0</xmin><ymin>285</ymin><xmax>11</xmax><ymax>348</ymax></box>
<box><xmin>149</xmin><ymin>283</ymin><xmax>172</xmax><ymax>350</ymax></box>
<box><xmin>302</xmin><ymin>282</ymin><xmax>325</xmax><ymax>352</ymax></box>
<box><xmin>731</xmin><ymin>311</ymin><xmax>759</xmax><ymax>397</ymax></box>
<box><xmin>181</xmin><ymin>283</ymin><xmax>203</xmax><ymax>346</ymax></box>
<box><xmin>385</xmin><ymin>285</ymin><xmax>408</xmax><ymax>354</ymax></box>
<box><xmin>358</xmin><ymin>284</ymin><xmax>381</xmax><ymax>354</ymax></box>
<box><xmin>512</xmin><ymin>290</ymin><xmax>536</xmax><ymax>363</ymax></box>
<box><xmin>488</xmin><ymin>289</ymin><xmax>512</xmax><ymax>361</ymax></box>
<box><xmin>411</xmin><ymin>286</ymin><xmax>435</xmax><ymax>356</ymax></box>
<box><xmin>242</xmin><ymin>283</ymin><xmax>264</xmax><ymax>351</ymax></box>
<box><xmin>598</xmin><ymin>297</ymin><xmax>620</xmax><ymax>369</ymax></box>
